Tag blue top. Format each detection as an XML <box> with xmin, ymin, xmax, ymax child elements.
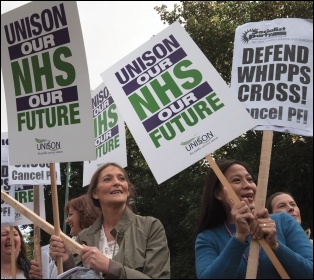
<box><xmin>195</xmin><ymin>212</ymin><xmax>313</xmax><ymax>279</ymax></box>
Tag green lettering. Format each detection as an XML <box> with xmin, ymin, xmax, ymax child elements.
<box><xmin>150</xmin><ymin>71</ymin><xmax>183</xmax><ymax>103</ymax></box>
<box><xmin>54</xmin><ymin>46</ymin><xmax>76</xmax><ymax>86</ymax></box>
<box><xmin>108</xmin><ymin>138</ymin><xmax>115</xmax><ymax>150</ymax></box>
<box><xmin>173</xmin><ymin>60</ymin><xmax>203</xmax><ymax>90</ymax></box>
<box><xmin>17</xmin><ymin>112</ymin><xmax>26</xmax><ymax>131</ymax></box>
<box><xmin>149</xmin><ymin>129</ymin><xmax>163</xmax><ymax>148</ymax></box>
<box><xmin>36</xmin><ymin>109</ymin><xmax>45</xmax><ymax>129</ymax></box>
<box><xmin>18</xmin><ymin>104</ymin><xmax>80</xmax><ymax>131</ymax></box>
<box><xmin>107</xmin><ymin>104</ymin><xmax>118</xmax><ymax>128</ymax></box>
<box><xmin>69</xmin><ymin>103</ymin><xmax>80</xmax><ymax>124</ymax></box>
<box><xmin>11</xmin><ymin>59</ymin><xmax>32</xmax><ymax>96</ymax></box>
<box><xmin>193</xmin><ymin>100</ymin><xmax>213</xmax><ymax>119</ymax></box>
<box><xmin>114</xmin><ymin>134</ymin><xmax>120</xmax><ymax>148</ymax></box>
<box><xmin>170</xmin><ymin>115</ymin><xmax>185</xmax><ymax>132</ymax></box>
<box><xmin>17</xmin><ymin>191</ymin><xmax>27</xmax><ymax>203</ymax></box>
<box><xmin>205</xmin><ymin>92</ymin><xmax>225</xmax><ymax>111</ymax></box>
<box><xmin>32</xmin><ymin>52</ymin><xmax>54</xmax><ymax>91</ymax></box>
<box><xmin>96</xmin><ymin>135</ymin><xmax>120</xmax><ymax>157</ymax></box>
<box><xmin>96</xmin><ymin>109</ymin><xmax>108</xmax><ymax>135</ymax></box>
<box><xmin>129</xmin><ymin>86</ymin><xmax>160</xmax><ymax>121</ymax></box>
<box><xmin>47</xmin><ymin>106</ymin><xmax>57</xmax><ymax>127</ymax></box>
<box><xmin>57</xmin><ymin>105</ymin><xmax>69</xmax><ymax>126</ymax></box>
<box><xmin>28</xmin><ymin>190</ymin><xmax>34</xmax><ymax>202</ymax></box>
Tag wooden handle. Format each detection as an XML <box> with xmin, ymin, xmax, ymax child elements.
<box><xmin>50</xmin><ymin>163</ymin><xmax>63</xmax><ymax>273</ymax></box>
<box><xmin>33</xmin><ymin>185</ymin><xmax>42</xmax><ymax>270</ymax></box>
<box><xmin>1</xmin><ymin>189</ymin><xmax>83</xmax><ymax>254</ymax></box>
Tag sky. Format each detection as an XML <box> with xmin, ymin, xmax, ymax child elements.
<box><xmin>1</xmin><ymin>1</ymin><xmax>179</xmax><ymax>132</ymax></box>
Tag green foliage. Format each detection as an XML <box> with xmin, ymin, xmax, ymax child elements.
<box><xmin>21</xmin><ymin>228</ymin><xmax>34</xmax><ymax>260</ymax></box>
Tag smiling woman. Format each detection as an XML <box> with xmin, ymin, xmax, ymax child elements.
<box><xmin>1</xmin><ymin>226</ymin><xmax>31</xmax><ymax>279</ymax></box>
<box><xmin>49</xmin><ymin>162</ymin><xmax>171</xmax><ymax>279</ymax></box>
<box><xmin>64</xmin><ymin>194</ymin><xmax>100</xmax><ymax>238</ymax></box>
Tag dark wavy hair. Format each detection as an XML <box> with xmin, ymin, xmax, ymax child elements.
<box><xmin>14</xmin><ymin>226</ymin><xmax>31</xmax><ymax>279</ymax></box>
<box><xmin>65</xmin><ymin>194</ymin><xmax>101</xmax><ymax>231</ymax></box>
<box><xmin>195</xmin><ymin>159</ymin><xmax>253</xmax><ymax>235</ymax></box>
<box><xmin>87</xmin><ymin>162</ymin><xmax>137</xmax><ymax>213</ymax></box>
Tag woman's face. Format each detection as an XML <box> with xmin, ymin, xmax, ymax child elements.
<box><xmin>92</xmin><ymin>165</ymin><xmax>129</xmax><ymax>208</ymax></box>
<box><xmin>65</xmin><ymin>207</ymin><xmax>81</xmax><ymax>236</ymax></box>
<box><xmin>1</xmin><ymin>227</ymin><xmax>21</xmax><ymax>260</ymax></box>
<box><xmin>270</xmin><ymin>194</ymin><xmax>301</xmax><ymax>224</ymax></box>
<box><xmin>222</xmin><ymin>164</ymin><xmax>257</xmax><ymax>210</ymax></box>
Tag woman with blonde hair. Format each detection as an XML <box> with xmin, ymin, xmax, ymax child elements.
<box><xmin>49</xmin><ymin>162</ymin><xmax>170</xmax><ymax>278</ymax></box>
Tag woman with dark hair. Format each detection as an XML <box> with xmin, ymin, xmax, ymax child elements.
<box><xmin>50</xmin><ymin>162</ymin><xmax>170</xmax><ymax>278</ymax></box>
<box><xmin>1</xmin><ymin>226</ymin><xmax>41</xmax><ymax>279</ymax></box>
<box><xmin>195</xmin><ymin>159</ymin><xmax>313</xmax><ymax>279</ymax></box>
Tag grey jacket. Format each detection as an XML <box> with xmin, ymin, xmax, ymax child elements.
<box><xmin>63</xmin><ymin>207</ymin><xmax>171</xmax><ymax>279</ymax></box>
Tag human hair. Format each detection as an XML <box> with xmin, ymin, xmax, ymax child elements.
<box><xmin>15</xmin><ymin>226</ymin><xmax>31</xmax><ymax>279</ymax></box>
<box><xmin>265</xmin><ymin>191</ymin><xmax>293</xmax><ymax>213</ymax></box>
<box><xmin>195</xmin><ymin>159</ymin><xmax>253</xmax><ymax>235</ymax></box>
<box><xmin>65</xmin><ymin>194</ymin><xmax>101</xmax><ymax>230</ymax></box>
<box><xmin>87</xmin><ymin>162</ymin><xmax>137</xmax><ymax>212</ymax></box>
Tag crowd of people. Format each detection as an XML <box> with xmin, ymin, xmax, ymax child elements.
<box><xmin>1</xmin><ymin>160</ymin><xmax>313</xmax><ymax>279</ymax></box>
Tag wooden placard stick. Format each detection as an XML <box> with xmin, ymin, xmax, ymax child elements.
<box><xmin>50</xmin><ymin>163</ymin><xmax>63</xmax><ymax>274</ymax></box>
<box><xmin>246</xmin><ymin>130</ymin><xmax>273</xmax><ymax>278</ymax></box>
<box><xmin>205</xmin><ymin>154</ymin><xmax>289</xmax><ymax>279</ymax></box>
<box><xmin>1</xmin><ymin>190</ymin><xmax>83</xmax><ymax>254</ymax></box>
<box><xmin>33</xmin><ymin>185</ymin><xmax>42</xmax><ymax>271</ymax></box>
<box><xmin>10</xmin><ymin>226</ymin><xmax>16</xmax><ymax>279</ymax></box>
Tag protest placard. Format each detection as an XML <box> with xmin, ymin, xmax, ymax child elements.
<box><xmin>231</xmin><ymin>18</ymin><xmax>313</xmax><ymax>136</ymax></box>
<box><xmin>83</xmin><ymin>83</ymin><xmax>127</xmax><ymax>186</ymax></box>
<box><xmin>101</xmin><ymin>22</ymin><xmax>256</xmax><ymax>184</ymax></box>
<box><xmin>1</xmin><ymin>1</ymin><xmax>96</xmax><ymax>165</ymax></box>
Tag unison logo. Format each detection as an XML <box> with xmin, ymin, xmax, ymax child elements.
<box><xmin>241</xmin><ymin>27</ymin><xmax>287</xmax><ymax>43</ymax></box>
<box><xmin>35</xmin><ymin>138</ymin><xmax>62</xmax><ymax>151</ymax></box>
<box><xmin>181</xmin><ymin>131</ymin><xmax>214</xmax><ymax>152</ymax></box>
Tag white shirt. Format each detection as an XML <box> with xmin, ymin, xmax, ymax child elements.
<box><xmin>99</xmin><ymin>226</ymin><xmax>119</xmax><ymax>259</ymax></box>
